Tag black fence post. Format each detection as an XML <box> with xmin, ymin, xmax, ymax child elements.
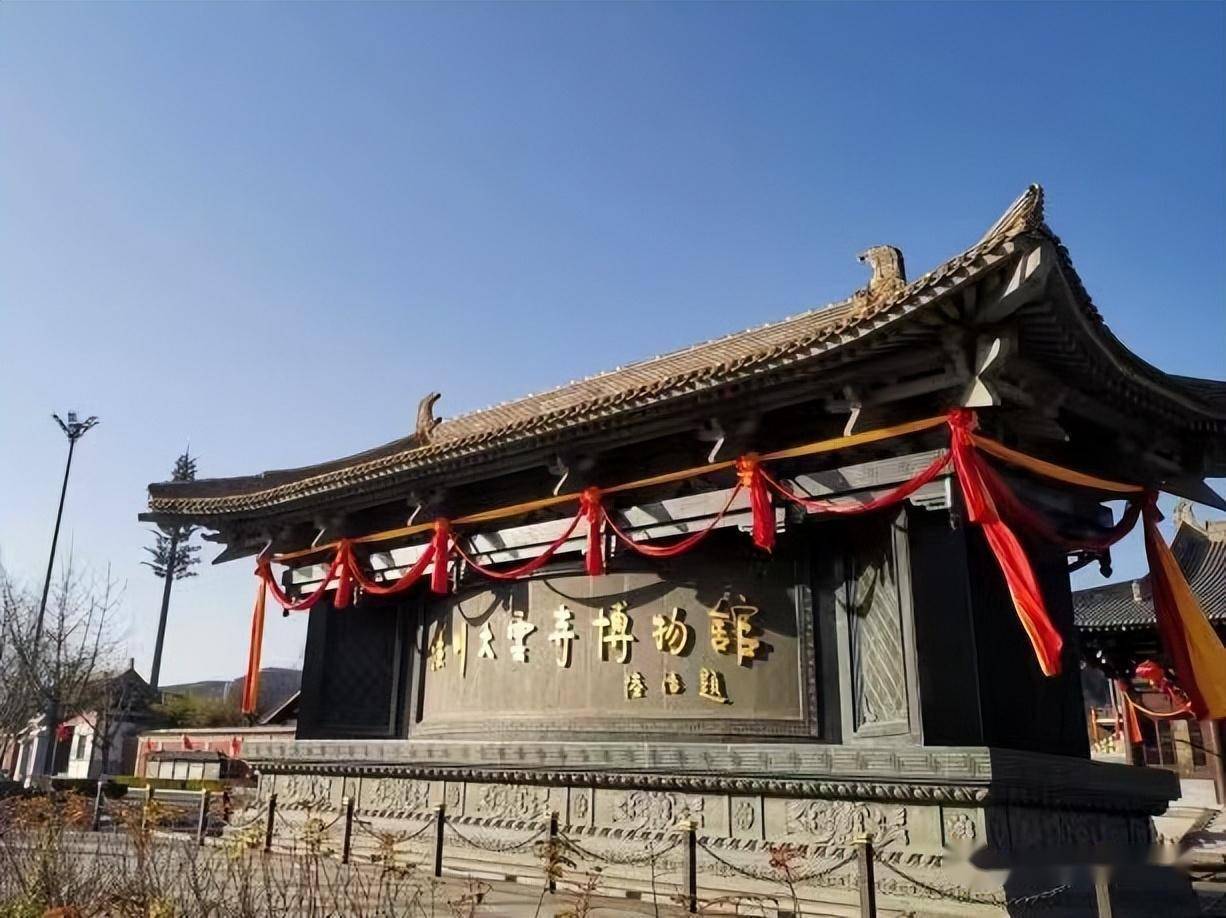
<box><xmin>141</xmin><ymin>786</ymin><xmax>155</xmax><ymax>832</ymax></box>
<box><xmin>195</xmin><ymin>790</ymin><xmax>207</xmax><ymax>844</ymax></box>
<box><xmin>264</xmin><ymin>792</ymin><xmax>277</xmax><ymax>854</ymax></box>
<box><xmin>548</xmin><ymin>810</ymin><xmax>559</xmax><ymax>893</ymax></box>
<box><xmin>680</xmin><ymin>818</ymin><xmax>697</xmax><ymax>913</ymax></box>
<box><xmin>197</xmin><ymin>790</ymin><xmax>211</xmax><ymax>845</ymax></box>
<box><xmin>855</xmin><ymin>833</ymin><xmax>876</xmax><ymax>918</ymax></box>
<box><xmin>433</xmin><ymin>804</ymin><xmax>446</xmax><ymax>878</ymax></box>
<box><xmin>90</xmin><ymin>778</ymin><xmax>104</xmax><ymax>832</ymax></box>
<box><xmin>341</xmin><ymin>795</ymin><xmax>355</xmax><ymax>865</ymax></box>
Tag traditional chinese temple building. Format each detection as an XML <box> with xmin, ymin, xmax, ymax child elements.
<box><xmin>143</xmin><ymin>187</ymin><xmax>1226</xmax><ymax>915</ymax></box>
<box><xmin>1076</xmin><ymin>502</ymin><xmax>1226</xmax><ymax>809</ymax></box>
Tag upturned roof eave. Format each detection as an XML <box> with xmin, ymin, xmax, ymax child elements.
<box><xmin>142</xmin><ymin>186</ymin><xmax>1226</xmax><ymax>524</ymax></box>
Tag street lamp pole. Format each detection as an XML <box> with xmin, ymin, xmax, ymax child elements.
<box><xmin>35</xmin><ymin>411</ymin><xmax>98</xmax><ymax>776</ymax></box>
<box><xmin>34</xmin><ymin>412</ymin><xmax>99</xmax><ymax>650</ymax></box>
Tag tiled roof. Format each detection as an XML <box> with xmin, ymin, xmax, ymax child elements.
<box><xmin>144</xmin><ymin>186</ymin><xmax>1226</xmax><ymax>521</ymax></box>
<box><xmin>1073</xmin><ymin>524</ymin><xmax>1226</xmax><ymax>632</ymax></box>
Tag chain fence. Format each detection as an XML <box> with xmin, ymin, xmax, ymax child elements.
<box><xmin>697</xmin><ymin>839</ymin><xmax>856</xmax><ymax>887</ymax></box>
<box><xmin>443</xmin><ymin>816</ymin><xmax>547</xmax><ymax>854</ymax></box>
<box><xmin>60</xmin><ymin>786</ymin><xmax>1135</xmax><ymax>916</ymax></box>
<box><xmin>871</xmin><ymin>846</ymin><xmax>1075</xmax><ymax>911</ymax></box>
<box><xmin>561</xmin><ymin>832</ymin><xmax>682</xmax><ymax>867</ymax></box>
<box><xmin>352</xmin><ymin>812</ymin><xmax>435</xmax><ymax>845</ymax></box>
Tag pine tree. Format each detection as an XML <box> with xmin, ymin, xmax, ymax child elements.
<box><xmin>144</xmin><ymin>450</ymin><xmax>200</xmax><ymax>690</ymax></box>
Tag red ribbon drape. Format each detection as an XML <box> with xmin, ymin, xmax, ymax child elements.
<box><xmin>454</xmin><ymin>508</ymin><xmax>585</xmax><ymax>580</ymax></box>
<box><xmin>603</xmin><ymin>485</ymin><xmax>744</xmax><ymax>558</ymax></box>
<box><xmin>761</xmin><ymin>451</ymin><xmax>952</xmax><ymax>515</ymax></box>
<box><xmin>241</xmin><ymin>574</ymin><xmax>268</xmax><ymax>714</ymax></box>
<box><xmin>333</xmin><ymin>557</ymin><xmax>355</xmax><ymax>610</ymax></box>
<box><xmin>343</xmin><ymin>539</ymin><xmax>437</xmax><ymax>596</ymax></box>
<box><xmin>243</xmin><ymin>407</ymin><xmax>1223</xmax><ymax>709</ymax></box>
<box><xmin>1116</xmin><ymin>680</ymin><xmax>1145</xmax><ymax>743</ymax></box>
<box><xmin>736</xmin><ymin>454</ymin><xmax>775</xmax><ymax>552</ymax></box>
<box><xmin>429</xmin><ymin>519</ymin><xmax>452</xmax><ymax>595</ymax></box>
<box><xmin>1141</xmin><ymin>496</ymin><xmax>1226</xmax><ymax>718</ymax></box>
<box><xmin>972</xmin><ymin>455</ymin><xmax>1142</xmax><ymax>553</ymax></box>
<box><xmin>581</xmin><ymin>488</ymin><xmax>605</xmax><ymax>576</ymax></box>
<box><xmin>954</xmin><ymin>414</ymin><xmax>1226</xmax><ymax>712</ymax></box>
<box><xmin>258</xmin><ymin>550</ymin><xmax>345</xmax><ymax>612</ymax></box>
<box><xmin>948</xmin><ymin>409</ymin><xmax>1064</xmax><ymax>677</ymax></box>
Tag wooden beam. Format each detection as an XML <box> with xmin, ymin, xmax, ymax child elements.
<box><xmin>973</xmin><ymin>243</ymin><xmax>1051</xmax><ymax>324</ymax></box>
<box><xmin>959</xmin><ymin>332</ymin><xmax>1016</xmax><ymax>408</ymax></box>
<box><xmin>1161</xmin><ymin>477</ymin><xmax>1226</xmax><ymax>512</ymax></box>
<box><xmin>288</xmin><ymin>449</ymin><xmax>950</xmax><ymax>589</ymax></box>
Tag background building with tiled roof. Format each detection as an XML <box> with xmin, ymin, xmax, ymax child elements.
<box><xmin>1075</xmin><ymin>502</ymin><xmax>1226</xmax><ymax>804</ymax></box>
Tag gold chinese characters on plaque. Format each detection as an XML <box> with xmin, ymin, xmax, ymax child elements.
<box><xmin>433</xmin><ymin>589</ymin><xmax>772</xmax><ymax>708</ymax></box>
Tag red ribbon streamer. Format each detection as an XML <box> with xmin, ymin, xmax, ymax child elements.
<box><xmin>1116</xmin><ymin>680</ymin><xmax>1145</xmax><ymax>743</ymax></box>
<box><xmin>453</xmin><ymin>509</ymin><xmax>585</xmax><ymax>580</ymax></box>
<box><xmin>973</xmin><ymin>456</ymin><xmax>1142</xmax><ymax>552</ymax></box>
<box><xmin>430</xmin><ymin>519</ymin><xmax>452</xmax><ymax>595</ymax></box>
<box><xmin>761</xmin><ymin>451</ymin><xmax>952</xmax><ymax>515</ymax></box>
<box><xmin>343</xmin><ymin>540</ymin><xmax>437</xmax><ymax>596</ymax></box>
<box><xmin>241</xmin><ymin>576</ymin><xmax>267</xmax><ymax>715</ymax></box>
<box><xmin>581</xmin><ymin>487</ymin><xmax>605</xmax><ymax>576</ymax></box>
<box><xmin>948</xmin><ymin>409</ymin><xmax>1064</xmax><ymax>677</ymax></box>
<box><xmin>258</xmin><ymin>550</ymin><xmax>345</xmax><ymax>612</ymax></box>
<box><xmin>244</xmin><ymin>407</ymin><xmax>1223</xmax><ymax>710</ymax></box>
<box><xmin>333</xmin><ymin>558</ymin><xmax>355</xmax><ymax>610</ymax></box>
<box><xmin>603</xmin><ymin>486</ymin><xmax>743</xmax><ymax>558</ymax></box>
<box><xmin>1141</xmin><ymin>496</ymin><xmax>1221</xmax><ymax>718</ymax></box>
<box><xmin>736</xmin><ymin>454</ymin><xmax>775</xmax><ymax>552</ymax></box>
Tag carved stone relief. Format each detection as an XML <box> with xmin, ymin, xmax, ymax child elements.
<box><xmin>445</xmin><ymin>782</ymin><xmax>463</xmax><ymax>813</ymax></box>
<box><xmin>784</xmin><ymin>800</ymin><xmax>908</xmax><ymax>849</ymax></box>
<box><xmin>475</xmin><ymin>784</ymin><xmax>549</xmax><ymax>820</ymax></box>
<box><xmin>611</xmin><ymin>790</ymin><xmax>704</xmax><ymax>831</ymax></box>
<box><xmin>363</xmin><ymin>777</ymin><xmax>430</xmax><ymax>814</ymax></box>
<box><xmin>845</xmin><ymin>533</ymin><xmax>909</xmax><ymax>733</ymax></box>
<box><xmin>569</xmin><ymin>788</ymin><xmax>592</xmax><ymax>826</ymax></box>
<box><xmin>730</xmin><ymin>796</ymin><xmax>760</xmax><ymax>839</ymax></box>
<box><xmin>277</xmin><ymin>773</ymin><xmax>335</xmax><ymax>810</ymax></box>
<box><xmin>943</xmin><ymin>809</ymin><xmax>977</xmax><ymax>845</ymax></box>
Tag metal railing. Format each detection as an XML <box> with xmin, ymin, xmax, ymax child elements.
<box><xmin>82</xmin><ymin>786</ymin><xmax>1099</xmax><ymax>917</ymax></box>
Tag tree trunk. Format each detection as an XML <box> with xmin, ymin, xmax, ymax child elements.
<box><xmin>149</xmin><ymin>532</ymin><xmax>179</xmax><ymax>692</ymax></box>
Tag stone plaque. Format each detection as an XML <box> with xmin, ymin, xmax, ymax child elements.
<box><xmin>415</xmin><ymin>537</ymin><xmax>814</xmax><ymax>738</ymax></box>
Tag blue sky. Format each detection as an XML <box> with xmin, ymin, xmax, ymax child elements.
<box><xmin>1</xmin><ymin>3</ymin><xmax>1222</xmax><ymax>685</ymax></box>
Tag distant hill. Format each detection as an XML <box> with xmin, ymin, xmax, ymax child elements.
<box><xmin>224</xmin><ymin>667</ymin><xmax>302</xmax><ymax>716</ymax></box>
<box><xmin>160</xmin><ymin>668</ymin><xmax>301</xmax><ymax>718</ymax></box>
<box><xmin>158</xmin><ymin>679</ymin><xmax>229</xmax><ymax>701</ymax></box>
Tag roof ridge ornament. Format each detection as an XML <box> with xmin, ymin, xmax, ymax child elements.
<box><xmin>416</xmin><ymin>392</ymin><xmax>442</xmax><ymax>444</ymax></box>
<box><xmin>849</xmin><ymin>244</ymin><xmax>906</xmax><ymax>319</ymax></box>
<box><xmin>978</xmin><ymin>184</ymin><xmax>1046</xmax><ymax>245</ymax></box>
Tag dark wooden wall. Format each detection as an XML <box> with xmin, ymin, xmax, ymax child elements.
<box><xmin>294</xmin><ymin>503</ymin><xmax>1088</xmax><ymax>758</ymax></box>
<box><xmin>297</xmin><ymin>595</ymin><xmax>414</xmax><ymax>740</ymax></box>
<box><xmin>908</xmin><ymin>504</ymin><xmax>1088</xmax><ymax>756</ymax></box>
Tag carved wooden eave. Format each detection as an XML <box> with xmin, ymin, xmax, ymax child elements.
<box><xmin>141</xmin><ymin>185</ymin><xmax>1226</xmax><ymax>558</ymax></box>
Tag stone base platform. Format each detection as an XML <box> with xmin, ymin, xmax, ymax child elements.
<box><xmin>239</xmin><ymin>738</ymin><xmax>1199</xmax><ymax>916</ymax></box>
